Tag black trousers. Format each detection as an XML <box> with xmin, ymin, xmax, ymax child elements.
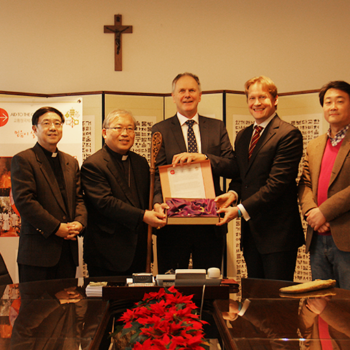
<box><xmin>156</xmin><ymin>225</ymin><xmax>224</xmax><ymax>274</ymax></box>
<box><xmin>88</xmin><ymin>231</ymin><xmax>148</xmax><ymax>277</ymax></box>
<box><xmin>242</xmin><ymin>227</ymin><xmax>298</xmax><ymax>281</ymax></box>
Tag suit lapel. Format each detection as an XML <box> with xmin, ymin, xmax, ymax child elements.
<box><xmin>130</xmin><ymin>152</ymin><xmax>147</xmax><ymax>209</ymax></box>
<box><xmin>103</xmin><ymin>147</ymin><xmax>138</xmax><ymax>207</ymax></box>
<box><xmin>33</xmin><ymin>144</ymin><xmax>67</xmax><ymax>214</ymax></box>
<box><xmin>245</xmin><ymin>115</ymin><xmax>279</xmax><ymax>174</ymax></box>
<box><xmin>308</xmin><ymin>134</ymin><xmax>327</xmax><ymax>195</ymax></box>
<box><xmin>239</xmin><ymin>125</ymin><xmax>253</xmax><ymax>173</ymax></box>
<box><xmin>170</xmin><ymin>116</ymin><xmax>187</xmax><ymax>152</ymax></box>
<box><xmin>329</xmin><ymin>131</ymin><xmax>350</xmax><ymax>187</ymax></box>
<box><xmin>198</xmin><ymin>115</ymin><xmax>207</xmax><ymax>154</ymax></box>
<box><xmin>252</xmin><ymin>116</ymin><xmax>279</xmax><ymax>157</ymax></box>
<box><xmin>59</xmin><ymin>152</ymin><xmax>74</xmax><ymax>219</ymax></box>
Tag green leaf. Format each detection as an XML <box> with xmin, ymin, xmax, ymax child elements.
<box><xmin>129</xmin><ymin>329</ymin><xmax>142</xmax><ymax>344</ymax></box>
<box><xmin>164</xmin><ymin>287</ymin><xmax>175</xmax><ymax>295</ymax></box>
<box><xmin>121</xmin><ymin>321</ymin><xmax>141</xmax><ymax>336</ymax></box>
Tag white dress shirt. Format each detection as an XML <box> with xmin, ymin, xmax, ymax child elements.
<box><xmin>176</xmin><ymin>112</ymin><xmax>202</xmax><ymax>154</ymax></box>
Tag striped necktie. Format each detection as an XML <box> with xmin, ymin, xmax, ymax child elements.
<box><xmin>248</xmin><ymin>125</ymin><xmax>263</xmax><ymax>159</ymax></box>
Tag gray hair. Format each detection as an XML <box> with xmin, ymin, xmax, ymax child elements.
<box><xmin>103</xmin><ymin>109</ymin><xmax>136</xmax><ymax>129</ymax></box>
<box><xmin>172</xmin><ymin>72</ymin><xmax>201</xmax><ymax>93</ymax></box>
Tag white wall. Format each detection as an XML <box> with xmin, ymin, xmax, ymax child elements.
<box><xmin>1</xmin><ymin>0</ymin><xmax>350</xmax><ymax>95</ymax></box>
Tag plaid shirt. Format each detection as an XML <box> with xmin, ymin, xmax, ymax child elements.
<box><xmin>327</xmin><ymin>124</ymin><xmax>350</xmax><ymax>146</ymax></box>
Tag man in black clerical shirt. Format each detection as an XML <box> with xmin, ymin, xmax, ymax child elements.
<box><xmin>11</xmin><ymin>106</ymin><xmax>87</xmax><ymax>283</ymax></box>
<box><xmin>81</xmin><ymin>110</ymin><xmax>166</xmax><ymax>277</ymax></box>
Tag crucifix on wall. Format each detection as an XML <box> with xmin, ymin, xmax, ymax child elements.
<box><xmin>104</xmin><ymin>14</ymin><xmax>133</xmax><ymax>71</ymax></box>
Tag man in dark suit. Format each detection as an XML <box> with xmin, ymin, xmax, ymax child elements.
<box><xmin>11</xmin><ymin>106</ymin><xmax>87</xmax><ymax>283</ymax></box>
<box><xmin>299</xmin><ymin>81</ymin><xmax>350</xmax><ymax>290</ymax></box>
<box><xmin>152</xmin><ymin>72</ymin><xmax>235</xmax><ymax>274</ymax></box>
<box><xmin>216</xmin><ymin>76</ymin><xmax>304</xmax><ymax>281</ymax></box>
<box><xmin>81</xmin><ymin>110</ymin><xmax>166</xmax><ymax>277</ymax></box>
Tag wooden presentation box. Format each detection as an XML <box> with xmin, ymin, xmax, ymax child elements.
<box><xmin>158</xmin><ymin>160</ymin><xmax>219</xmax><ymax>225</ymax></box>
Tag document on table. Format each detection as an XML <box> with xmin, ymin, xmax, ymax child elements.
<box><xmin>167</xmin><ymin>163</ymin><xmax>205</xmax><ymax>198</ymax></box>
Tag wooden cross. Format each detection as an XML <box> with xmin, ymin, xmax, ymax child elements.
<box><xmin>104</xmin><ymin>14</ymin><xmax>133</xmax><ymax>71</ymax></box>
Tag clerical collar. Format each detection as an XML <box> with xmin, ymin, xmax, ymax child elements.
<box><xmin>37</xmin><ymin>142</ymin><xmax>58</xmax><ymax>158</ymax></box>
<box><xmin>105</xmin><ymin>144</ymin><xmax>129</xmax><ymax>161</ymax></box>
<box><xmin>327</xmin><ymin>124</ymin><xmax>350</xmax><ymax>147</ymax></box>
<box><xmin>177</xmin><ymin>112</ymin><xmax>199</xmax><ymax>126</ymax></box>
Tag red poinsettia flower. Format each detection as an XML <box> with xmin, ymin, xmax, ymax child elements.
<box><xmin>143</xmin><ymin>288</ymin><xmax>166</xmax><ymax>301</ymax></box>
<box><xmin>118</xmin><ymin>287</ymin><xmax>209</xmax><ymax>349</ymax></box>
<box><xmin>138</xmin><ymin>314</ymin><xmax>161</xmax><ymax>326</ymax></box>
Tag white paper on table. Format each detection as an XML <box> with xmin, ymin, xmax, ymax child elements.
<box><xmin>167</xmin><ymin>163</ymin><xmax>205</xmax><ymax>198</ymax></box>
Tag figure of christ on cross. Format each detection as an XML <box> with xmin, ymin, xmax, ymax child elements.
<box><xmin>104</xmin><ymin>14</ymin><xmax>133</xmax><ymax>71</ymax></box>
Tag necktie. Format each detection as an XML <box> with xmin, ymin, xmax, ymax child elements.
<box><xmin>248</xmin><ymin>125</ymin><xmax>263</xmax><ymax>159</ymax></box>
<box><xmin>186</xmin><ymin>120</ymin><xmax>198</xmax><ymax>153</ymax></box>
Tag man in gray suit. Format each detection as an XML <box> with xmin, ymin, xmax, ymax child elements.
<box><xmin>299</xmin><ymin>80</ymin><xmax>350</xmax><ymax>290</ymax></box>
<box><xmin>152</xmin><ymin>73</ymin><xmax>236</xmax><ymax>273</ymax></box>
<box><xmin>81</xmin><ymin>110</ymin><xmax>166</xmax><ymax>277</ymax></box>
<box><xmin>11</xmin><ymin>106</ymin><xmax>87</xmax><ymax>283</ymax></box>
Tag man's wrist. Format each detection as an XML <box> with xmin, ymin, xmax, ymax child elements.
<box><xmin>238</xmin><ymin>299</ymin><xmax>251</xmax><ymax>316</ymax></box>
<box><xmin>228</xmin><ymin>190</ymin><xmax>238</xmax><ymax>205</ymax></box>
<box><xmin>237</xmin><ymin>204</ymin><xmax>250</xmax><ymax>221</ymax></box>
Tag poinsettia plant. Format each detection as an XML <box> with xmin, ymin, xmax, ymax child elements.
<box><xmin>114</xmin><ymin>286</ymin><xmax>210</xmax><ymax>350</ymax></box>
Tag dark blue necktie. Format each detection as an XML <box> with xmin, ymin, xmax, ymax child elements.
<box><xmin>186</xmin><ymin>120</ymin><xmax>198</xmax><ymax>153</ymax></box>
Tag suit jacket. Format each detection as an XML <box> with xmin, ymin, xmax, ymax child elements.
<box><xmin>11</xmin><ymin>143</ymin><xmax>87</xmax><ymax>267</ymax></box>
<box><xmin>298</xmin><ymin>131</ymin><xmax>350</xmax><ymax>252</ymax></box>
<box><xmin>229</xmin><ymin>115</ymin><xmax>304</xmax><ymax>254</ymax></box>
<box><xmin>152</xmin><ymin>114</ymin><xmax>236</xmax><ymax>235</ymax></box>
<box><xmin>152</xmin><ymin>114</ymin><xmax>236</xmax><ymax>201</ymax></box>
<box><xmin>81</xmin><ymin>146</ymin><xmax>150</xmax><ymax>272</ymax></box>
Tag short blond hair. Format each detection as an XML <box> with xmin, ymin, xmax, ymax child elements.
<box><xmin>244</xmin><ymin>76</ymin><xmax>278</xmax><ymax>99</ymax></box>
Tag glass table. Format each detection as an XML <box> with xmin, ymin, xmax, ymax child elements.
<box><xmin>1</xmin><ymin>277</ymin><xmax>349</xmax><ymax>349</ymax></box>
<box><xmin>0</xmin><ymin>277</ymin><xmax>110</xmax><ymax>350</ymax></box>
<box><xmin>213</xmin><ymin>278</ymin><xmax>350</xmax><ymax>349</ymax></box>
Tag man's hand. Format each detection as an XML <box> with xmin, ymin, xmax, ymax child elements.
<box><xmin>143</xmin><ymin>209</ymin><xmax>167</xmax><ymax>229</ymax></box>
<box><xmin>318</xmin><ymin>222</ymin><xmax>330</xmax><ymax>233</ymax></box>
<box><xmin>216</xmin><ymin>206</ymin><xmax>239</xmax><ymax>226</ymax></box>
<box><xmin>215</xmin><ymin>192</ymin><xmax>236</xmax><ymax>209</ymax></box>
<box><xmin>67</xmin><ymin>221</ymin><xmax>83</xmax><ymax>234</ymax></box>
<box><xmin>222</xmin><ymin>300</ymin><xmax>240</xmax><ymax>321</ymax></box>
<box><xmin>153</xmin><ymin>202</ymin><xmax>169</xmax><ymax>215</ymax></box>
<box><xmin>306</xmin><ymin>208</ymin><xmax>327</xmax><ymax>231</ymax></box>
<box><xmin>56</xmin><ymin>222</ymin><xmax>83</xmax><ymax>240</ymax></box>
<box><xmin>306</xmin><ymin>297</ymin><xmax>329</xmax><ymax>314</ymax></box>
<box><xmin>65</xmin><ymin>221</ymin><xmax>83</xmax><ymax>240</ymax></box>
<box><xmin>55</xmin><ymin>287</ymin><xmax>83</xmax><ymax>304</ymax></box>
<box><xmin>171</xmin><ymin>152</ymin><xmax>206</xmax><ymax>167</ymax></box>
<box><xmin>55</xmin><ymin>223</ymin><xmax>70</xmax><ymax>238</ymax></box>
